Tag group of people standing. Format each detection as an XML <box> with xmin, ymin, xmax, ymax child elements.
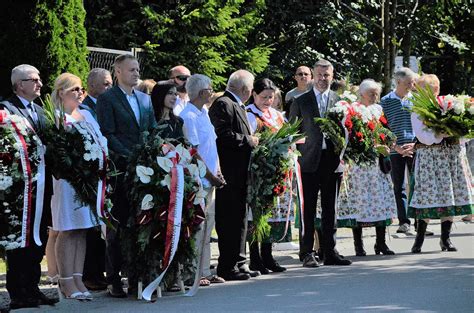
<box><xmin>0</xmin><ymin>55</ymin><xmax>472</xmax><ymax>311</ymax></box>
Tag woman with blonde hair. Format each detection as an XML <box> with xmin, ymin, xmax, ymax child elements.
<box><xmin>409</xmin><ymin>74</ymin><xmax>473</xmax><ymax>253</ymax></box>
<box><xmin>50</xmin><ymin>73</ymin><xmax>107</xmax><ymax>300</ymax></box>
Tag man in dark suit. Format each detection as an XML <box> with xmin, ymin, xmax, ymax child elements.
<box><xmin>289</xmin><ymin>59</ymin><xmax>351</xmax><ymax>267</ymax></box>
<box><xmin>79</xmin><ymin>68</ymin><xmax>113</xmax><ymax>291</ymax></box>
<box><xmin>80</xmin><ymin>68</ymin><xmax>112</xmax><ymax>120</ymax></box>
<box><xmin>209</xmin><ymin>70</ymin><xmax>260</xmax><ymax>281</ymax></box>
<box><xmin>0</xmin><ymin>64</ymin><xmax>57</xmax><ymax>309</ymax></box>
<box><xmin>96</xmin><ymin>54</ymin><xmax>157</xmax><ymax>297</ymax></box>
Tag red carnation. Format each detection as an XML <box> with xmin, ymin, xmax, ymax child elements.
<box><xmin>367</xmin><ymin>121</ymin><xmax>375</xmax><ymax>131</ymax></box>
<box><xmin>379</xmin><ymin>133</ymin><xmax>386</xmax><ymax>142</ymax></box>
<box><xmin>344</xmin><ymin>118</ymin><xmax>353</xmax><ymax>130</ymax></box>
<box><xmin>355</xmin><ymin>131</ymin><xmax>364</xmax><ymax>141</ymax></box>
<box><xmin>379</xmin><ymin>115</ymin><xmax>388</xmax><ymax>126</ymax></box>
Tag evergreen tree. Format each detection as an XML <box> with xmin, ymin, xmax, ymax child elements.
<box><xmin>0</xmin><ymin>0</ymin><xmax>89</xmax><ymax>97</ymax></box>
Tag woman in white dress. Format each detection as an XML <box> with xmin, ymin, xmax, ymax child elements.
<box><xmin>50</xmin><ymin>73</ymin><xmax>106</xmax><ymax>300</ymax></box>
<box><xmin>337</xmin><ymin>79</ymin><xmax>397</xmax><ymax>256</ymax></box>
<box><xmin>409</xmin><ymin>74</ymin><xmax>473</xmax><ymax>253</ymax></box>
<box><xmin>246</xmin><ymin>78</ymin><xmax>290</xmax><ymax>274</ymax></box>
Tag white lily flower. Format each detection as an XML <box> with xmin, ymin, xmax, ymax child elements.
<box><xmin>186</xmin><ymin>164</ymin><xmax>199</xmax><ymax>178</ymax></box>
<box><xmin>141</xmin><ymin>194</ymin><xmax>154</xmax><ymax>211</ymax></box>
<box><xmin>136</xmin><ymin>165</ymin><xmax>154</xmax><ymax>184</ymax></box>
<box><xmin>161</xmin><ymin>143</ymin><xmax>176</xmax><ymax>155</ymax></box>
<box><xmin>196</xmin><ymin>160</ymin><xmax>207</xmax><ymax>178</ymax></box>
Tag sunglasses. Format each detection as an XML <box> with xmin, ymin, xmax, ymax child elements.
<box><xmin>69</xmin><ymin>87</ymin><xmax>86</xmax><ymax>93</ymax></box>
<box><xmin>173</xmin><ymin>75</ymin><xmax>190</xmax><ymax>82</ymax></box>
<box><xmin>21</xmin><ymin>78</ymin><xmax>42</xmax><ymax>84</ymax></box>
<box><xmin>296</xmin><ymin>73</ymin><xmax>311</xmax><ymax>77</ymax></box>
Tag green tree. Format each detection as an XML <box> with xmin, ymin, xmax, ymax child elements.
<box><xmin>0</xmin><ymin>0</ymin><xmax>89</xmax><ymax>97</ymax></box>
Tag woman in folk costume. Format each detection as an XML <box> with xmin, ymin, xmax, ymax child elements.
<box><xmin>337</xmin><ymin>79</ymin><xmax>397</xmax><ymax>256</ymax></box>
<box><xmin>409</xmin><ymin>74</ymin><xmax>473</xmax><ymax>253</ymax></box>
<box><xmin>246</xmin><ymin>78</ymin><xmax>291</xmax><ymax>273</ymax></box>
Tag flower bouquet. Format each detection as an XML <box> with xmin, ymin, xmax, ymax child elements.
<box><xmin>0</xmin><ymin>110</ymin><xmax>44</xmax><ymax>255</ymax></box>
<box><xmin>246</xmin><ymin>121</ymin><xmax>303</xmax><ymax>242</ymax></box>
<box><xmin>41</xmin><ymin>95</ymin><xmax>113</xmax><ymax>223</ymax></box>
<box><xmin>123</xmin><ymin>132</ymin><xmax>207</xmax><ymax>299</ymax></box>
<box><xmin>410</xmin><ymin>85</ymin><xmax>474</xmax><ymax>139</ymax></box>
<box><xmin>315</xmin><ymin>101</ymin><xmax>396</xmax><ymax>165</ymax></box>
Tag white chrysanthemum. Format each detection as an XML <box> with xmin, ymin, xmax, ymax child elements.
<box><xmin>452</xmin><ymin>99</ymin><xmax>465</xmax><ymax>115</ymax></box>
<box><xmin>468</xmin><ymin>106</ymin><xmax>474</xmax><ymax>115</ymax></box>
<box><xmin>341</xmin><ymin>90</ymin><xmax>357</xmax><ymax>103</ymax></box>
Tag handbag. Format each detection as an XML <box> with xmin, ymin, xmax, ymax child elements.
<box><xmin>378</xmin><ymin>155</ymin><xmax>391</xmax><ymax>174</ymax></box>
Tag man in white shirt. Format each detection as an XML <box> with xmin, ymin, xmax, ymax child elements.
<box><xmin>180</xmin><ymin>74</ymin><xmax>226</xmax><ymax>284</ymax></box>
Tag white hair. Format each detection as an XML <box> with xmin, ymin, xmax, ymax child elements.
<box><xmin>87</xmin><ymin>68</ymin><xmax>111</xmax><ymax>86</ymax></box>
<box><xmin>394</xmin><ymin>67</ymin><xmax>417</xmax><ymax>84</ymax></box>
<box><xmin>11</xmin><ymin>64</ymin><xmax>40</xmax><ymax>89</ymax></box>
<box><xmin>358</xmin><ymin>79</ymin><xmax>382</xmax><ymax>96</ymax></box>
<box><xmin>186</xmin><ymin>74</ymin><xmax>212</xmax><ymax>100</ymax></box>
<box><xmin>227</xmin><ymin>70</ymin><xmax>254</xmax><ymax>93</ymax></box>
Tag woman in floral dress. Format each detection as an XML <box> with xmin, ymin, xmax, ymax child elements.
<box><xmin>409</xmin><ymin>74</ymin><xmax>473</xmax><ymax>253</ymax></box>
<box><xmin>246</xmin><ymin>78</ymin><xmax>291</xmax><ymax>273</ymax></box>
<box><xmin>338</xmin><ymin>79</ymin><xmax>397</xmax><ymax>256</ymax></box>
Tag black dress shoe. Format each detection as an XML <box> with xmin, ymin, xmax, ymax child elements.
<box><xmin>249</xmin><ymin>262</ymin><xmax>270</xmax><ymax>275</ymax></box>
<box><xmin>9</xmin><ymin>298</ymin><xmax>39</xmax><ymax>310</ymax></box>
<box><xmin>218</xmin><ymin>271</ymin><xmax>251</xmax><ymax>281</ymax></box>
<box><xmin>302</xmin><ymin>252</ymin><xmax>320</xmax><ymax>268</ymax></box>
<box><xmin>239</xmin><ymin>264</ymin><xmax>261</xmax><ymax>277</ymax></box>
<box><xmin>324</xmin><ymin>254</ymin><xmax>352</xmax><ymax>266</ymax></box>
<box><xmin>107</xmin><ymin>283</ymin><xmax>127</xmax><ymax>298</ymax></box>
<box><xmin>34</xmin><ymin>290</ymin><xmax>59</xmax><ymax>305</ymax></box>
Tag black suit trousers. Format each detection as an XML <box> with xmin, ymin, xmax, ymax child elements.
<box><xmin>83</xmin><ymin>227</ymin><xmax>106</xmax><ymax>281</ymax></box>
<box><xmin>215</xmin><ymin>175</ymin><xmax>248</xmax><ymax>274</ymax></box>
<box><xmin>299</xmin><ymin>151</ymin><xmax>340</xmax><ymax>256</ymax></box>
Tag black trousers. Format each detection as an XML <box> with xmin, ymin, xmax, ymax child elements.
<box><xmin>83</xmin><ymin>227</ymin><xmax>106</xmax><ymax>281</ymax></box>
<box><xmin>299</xmin><ymin>153</ymin><xmax>340</xmax><ymax>257</ymax></box>
<box><xmin>215</xmin><ymin>175</ymin><xmax>248</xmax><ymax>274</ymax></box>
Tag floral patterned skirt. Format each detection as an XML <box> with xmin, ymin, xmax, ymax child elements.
<box><xmin>408</xmin><ymin>144</ymin><xmax>474</xmax><ymax>219</ymax></box>
<box><xmin>335</xmin><ymin>162</ymin><xmax>397</xmax><ymax>227</ymax></box>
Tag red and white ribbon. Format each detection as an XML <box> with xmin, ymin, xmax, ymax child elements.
<box><xmin>143</xmin><ymin>163</ymin><xmax>184</xmax><ymax>301</ymax></box>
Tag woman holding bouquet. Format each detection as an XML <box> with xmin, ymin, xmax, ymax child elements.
<box><xmin>50</xmin><ymin>73</ymin><xmax>107</xmax><ymax>300</ymax></box>
<box><xmin>150</xmin><ymin>83</ymin><xmax>184</xmax><ymax>139</ymax></box>
<box><xmin>409</xmin><ymin>74</ymin><xmax>473</xmax><ymax>253</ymax></box>
<box><xmin>338</xmin><ymin>79</ymin><xmax>397</xmax><ymax>256</ymax></box>
<box><xmin>246</xmin><ymin>78</ymin><xmax>289</xmax><ymax>273</ymax></box>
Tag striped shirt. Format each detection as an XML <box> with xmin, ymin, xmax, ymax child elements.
<box><xmin>380</xmin><ymin>91</ymin><xmax>416</xmax><ymax>153</ymax></box>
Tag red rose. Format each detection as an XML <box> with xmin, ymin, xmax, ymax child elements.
<box><xmin>356</xmin><ymin>131</ymin><xmax>364</xmax><ymax>141</ymax></box>
<box><xmin>379</xmin><ymin>133</ymin><xmax>386</xmax><ymax>142</ymax></box>
<box><xmin>367</xmin><ymin>121</ymin><xmax>375</xmax><ymax>131</ymax></box>
<box><xmin>379</xmin><ymin>115</ymin><xmax>388</xmax><ymax>126</ymax></box>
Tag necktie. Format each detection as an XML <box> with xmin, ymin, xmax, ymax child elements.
<box><xmin>27</xmin><ymin>102</ymin><xmax>38</xmax><ymax>123</ymax></box>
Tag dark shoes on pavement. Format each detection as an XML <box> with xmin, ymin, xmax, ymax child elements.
<box><xmin>217</xmin><ymin>270</ymin><xmax>251</xmax><ymax>281</ymax></box>
<box><xmin>108</xmin><ymin>283</ymin><xmax>127</xmax><ymax>298</ymax></box>
<box><xmin>324</xmin><ymin>253</ymin><xmax>352</xmax><ymax>266</ymax></box>
<box><xmin>302</xmin><ymin>252</ymin><xmax>320</xmax><ymax>268</ymax></box>
<box><xmin>239</xmin><ymin>264</ymin><xmax>261</xmax><ymax>277</ymax></box>
<box><xmin>84</xmin><ymin>279</ymin><xmax>108</xmax><ymax>291</ymax></box>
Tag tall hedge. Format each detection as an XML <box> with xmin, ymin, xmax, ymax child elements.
<box><xmin>0</xmin><ymin>0</ymin><xmax>89</xmax><ymax>98</ymax></box>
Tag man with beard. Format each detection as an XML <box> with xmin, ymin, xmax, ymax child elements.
<box><xmin>290</xmin><ymin>59</ymin><xmax>351</xmax><ymax>267</ymax></box>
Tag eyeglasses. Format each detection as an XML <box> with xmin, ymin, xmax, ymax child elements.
<box><xmin>173</xmin><ymin>75</ymin><xmax>190</xmax><ymax>82</ymax></box>
<box><xmin>296</xmin><ymin>73</ymin><xmax>310</xmax><ymax>77</ymax></box>
<box><xmin>69</xmin><ymin>87</ymin><xmax>86</xmax><ymax>93</ymax></box>
<box><xmin>201</xmin><ymin>88</ymin><xmax>214</xmax><ymax>93</ymax></box>
<box><xmin>21</xmin><ymin>78</ymin><xmax>42</xmax><ymax>84</ymax></box>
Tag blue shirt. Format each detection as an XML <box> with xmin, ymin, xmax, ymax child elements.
<box><xmin>380</xmin><ymin>91</ymin><xmax>416</xmax><ymax>153</ymax></box>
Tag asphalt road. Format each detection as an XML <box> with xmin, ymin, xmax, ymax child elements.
<box><xmin>11</xmin><ymin>219</ymin><xmax>474</xmax><ymax>313</ymax></box>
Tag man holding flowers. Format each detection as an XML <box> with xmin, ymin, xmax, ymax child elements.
<box><xmin>289</xmin><ymin>59</ymin><xmax>351</xmax><ymax>267</ymax></box>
